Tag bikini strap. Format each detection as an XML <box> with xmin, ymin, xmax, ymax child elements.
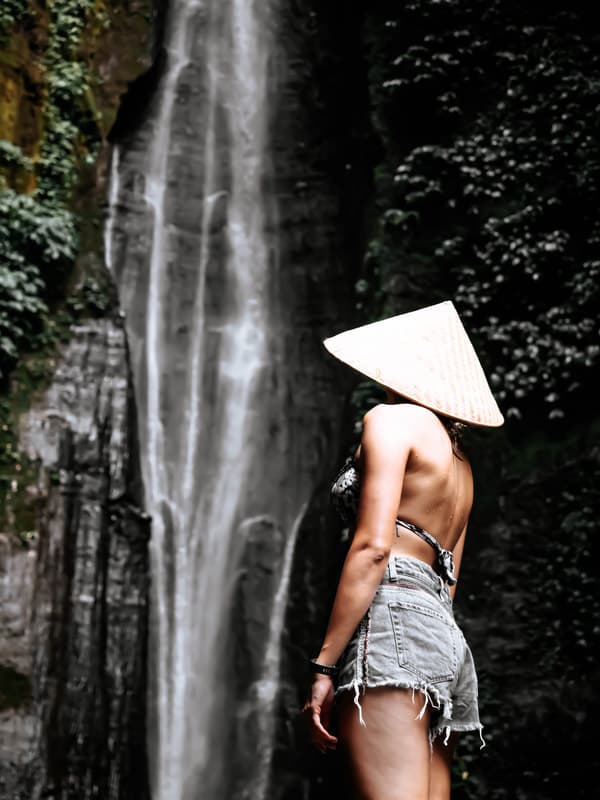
<box><xmin>395</xmin><ymin>518</ymin><xmax>457</xmax><ymax>585</ymax></box>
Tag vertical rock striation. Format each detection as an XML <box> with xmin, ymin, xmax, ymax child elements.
<box><xmin>0</xmin><ymin>318</ymin><xmax>151</xmax><ymax>800</ymax></box>
<box><xmin>263</xmin><ymin>5</ymin><xmax>377</xmax><ymax>798</ymax></box>
<box><xmin>0</xmin><ymin>532</ymin><xmax>37</xmax><ymax>797</ymax></box>
<box><xmin>2</xmin><ymin>0</ymin><xmax>375</xmax><ymax>796</ymax></box>
<box><xmin>105</xmin><ymin>1</ymin><xmax>374</xmax><ymax>798</ymax></box>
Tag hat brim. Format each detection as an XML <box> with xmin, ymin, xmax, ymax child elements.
<box><xmin>323</xmin><ymin>301</ymin><xmax>504</xmax><ymax>428</ymax></box>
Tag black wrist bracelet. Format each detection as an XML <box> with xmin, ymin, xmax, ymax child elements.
<box><xmin>309</xmin><ymin>658</ymin><xmax>338</xmax><ymax>677</ymax></box>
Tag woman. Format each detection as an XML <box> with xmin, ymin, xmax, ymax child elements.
<box><xmin>303</xmin><ymin>301</ymin><xmax>503</xmax><ymax>800</ymax></box>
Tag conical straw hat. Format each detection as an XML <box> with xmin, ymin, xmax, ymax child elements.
<box><xmin>323</xmin><ymin>300</ymin><xmax>504</xmax><ymax>427</ymax></box>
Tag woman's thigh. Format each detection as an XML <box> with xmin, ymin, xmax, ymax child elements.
<box><xmin>429</xmin><ymin>731</ymin><xmax>457</xmax><ymax>800</ymax></box>
<box><xmin>336</xmin><ymin>687</ymin><xmax>432</xmax><ymax>800</ymax></box>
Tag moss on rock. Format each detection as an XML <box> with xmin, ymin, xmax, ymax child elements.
<box><xmin>0</xmin><ymin>0</ymin><xmax>152</xmax><ymax>539</ymax></box>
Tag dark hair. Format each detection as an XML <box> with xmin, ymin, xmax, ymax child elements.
<box><xmin>439</xmin><ymin>415</ymin><xmax>468</xmax><ymax>459</ymax></box>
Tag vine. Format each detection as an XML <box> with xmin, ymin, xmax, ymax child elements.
<box><xmin>0</xmin><ymin>0</ymin><xmax>106</xmax><ymax>532</ymax></box>
<box><xmin>1</xmin><ymin>0</ymin><xmax>101</xmax><ymax>377</ymax></box>
<box><xmin>37</xmin><ymin>0</ymin><xmax>99</xmax><ymax>202</ymax></box>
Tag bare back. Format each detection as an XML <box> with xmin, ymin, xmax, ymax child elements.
<box><xmin>354</xmin><ymin>404</ymin><xmax>473</xmax><ymax>569</ymax></box>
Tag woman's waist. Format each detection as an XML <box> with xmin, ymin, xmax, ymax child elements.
<box><xmin>377</xmin><ymin>553</ymin><xmax>453</xmax><ymax>604</ymax></box>
<box><xmin>389</xmin><ymin>537</ymin><xmax>438</xmax><ymax>570</ymax></box>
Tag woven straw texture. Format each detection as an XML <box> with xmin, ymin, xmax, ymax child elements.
<box><xmin>323</xmin><ymin>301</ymin><xmax>504</xmax><ymax>427</ymax></box>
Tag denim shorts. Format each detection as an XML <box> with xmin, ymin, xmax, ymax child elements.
<box><xmin>335</xmin><ymin>554</ymin><xmax>484</xmax><ymax>747</ymax></box>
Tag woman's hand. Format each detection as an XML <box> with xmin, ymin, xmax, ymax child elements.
<box><xmin>302</xmin><ymin>674</ymin><xmax>338</xmax><ymax>754</ymax></box>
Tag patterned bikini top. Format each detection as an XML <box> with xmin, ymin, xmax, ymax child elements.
<box><xmin>330</xmin><ymin>456</ymin><xmax>457</xmax><ymax>585</ymax></box>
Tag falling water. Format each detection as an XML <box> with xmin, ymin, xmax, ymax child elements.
<box><xmin>246</xmin><ymin>504</ymin><xmax>307</xmax><ymax>800</ymax></box>
<box><xmin>104</xmin><ymin>1</ymin><xmax>295</xmax><ymax>797</ymax></box>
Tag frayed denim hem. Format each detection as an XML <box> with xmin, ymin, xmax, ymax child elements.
<box><xmin>431</xmin><ymin>721</ymin><xmax>486</xmax><ymax>749</ymax></box>
<box><xmin>335</xmin><ymin>679</ymin><xmax>485</xmax><ymax>750</ymax></box>
<box><xmin>335</xmin><ymin>677</ymin><xmax>450</xmax><ymax>727</ymax></box>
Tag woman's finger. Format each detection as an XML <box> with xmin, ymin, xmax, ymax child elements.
<box><xmin>311</xmin><ymin>711</ymin><xmax>338</xmax><ymax>745</ymax></box>
<box><xmin>302</xmin><ymin>692</ymin><xmax>338</xmax><ymax>750</ymax></box>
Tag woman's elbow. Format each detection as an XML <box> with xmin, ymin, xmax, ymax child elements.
<box><xmin>353</xmin><ymin>537</ymin><xmax>391</xmax><ymax>565</ymax></box>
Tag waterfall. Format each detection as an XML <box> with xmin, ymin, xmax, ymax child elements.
<box><xmin>244</xmin><ymin>505</ymin><xmax>307</xmax><ymax>800</ymax></box>
<box><xmin>104</xmin><ymin>1</ymin><xmax>300</xmax><ymax>797</ymax></box>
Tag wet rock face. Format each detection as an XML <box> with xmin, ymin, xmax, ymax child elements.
<box><xmin>261</xmin><ymin>5</ymin><xmax>376</xmax><ymax>798</ymax></box>
<box><xmin>106</xmin><ymin>1</ymin><xmax>375</xmax><ymax>797</ymax></box>
<box><xmin>0</xmin><ymin>318</ymin><xmax>150</xmax><ymax>800</ymax></box>
<box><xmin>0</xmin><ymin>2</ymin><xmax>374</xmax><ymax>797</ymax></box>
<box><xmin>0</xmin><ymin>534</ymin><xmax>37</xmax><ymax>797</ymax></box>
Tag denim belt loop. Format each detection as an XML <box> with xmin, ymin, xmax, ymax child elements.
<box><xmin>388</xmin><ymin>556</ymin><xmax>398</xmax><ymax>582</ymax></box>
<box><xmin>437</xmin><ymin>574</ymin><xmax>446</xmax><ymax>599</ymax></box>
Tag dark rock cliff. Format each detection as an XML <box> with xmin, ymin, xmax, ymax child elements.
<box><xmin>1</xmin><ymin>1</ymin><xmax>155</xmax><ymax>796</ymax></box>
<box><xmin>1</xmin><ymin>318</ymin><xmax>151</xmax><ymax>800</ymax></box>
<box><xmin>1</xmin><ymin>1</ymin><xmax>377</xmax><ymax>797</ymax></box>
<box><xmin>261</xmin><ymin>5</ymin><xmax>378</xmax><ymax>799</ymax></box>
<box><xmin>105</xmin><ymin>1</ymin><xmax>377</xmax><ymax>797</ymax></box>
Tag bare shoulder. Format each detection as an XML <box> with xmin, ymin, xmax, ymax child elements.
<box><xmin>361</xmin><ymin>402</ymin><xmax>430</xmax><ymax>450</ymax></box>
<box><xmin>363</xmin><ymin>402</ymin><xmax>438</xmax><ymax>432</ymax></box>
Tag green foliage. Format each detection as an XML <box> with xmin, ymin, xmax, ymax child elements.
<box><xmin>37</xmin><ymin>0</ymin><xmax>99</xmax><ymax>202</ymax></box>
<box><xmin>363</xmin><ymin>0</ymin><xmax>600</xmax><ymax>426</ymax></box>
<box><xmin>35</xmin><ymin>112</ymin><xmax>81</xmax><ymax>200</ymax></box>
<box><xmin>356</xmin><ymin>3</ymin><xmax>600</xmax><ymax>798</ymax></box>
<box><xmin>0</xmin><ymin>189</ymin><xmax>76</xmax><ymax>376</ymax></box>
<box><xmin>0</xmin><ymin>140</ymin><xmax>33</xmax><ymax>172</ymax></box>
<box><xmin>0</xmin><ymin>265</ymin><xmax>47</xmax><ymax>360</ymax></box>
<box><xmin>0</xmin><ymin>0</ymin><xmax>105</xmax><ymax>379</ymax></box>
<box><xmin>0</xmin><ymin>0</ymin><xmax>30</xmax><ymax>40</ymax></box>
<box><xmin>0</xmin><ymin>0</ymin><xmax>110</xmax><ymax>529</ymax></box>
<box><xmin>66</xmin><ymin>273</ymin><xmax>114</xmax><ymax>317</ymax></box>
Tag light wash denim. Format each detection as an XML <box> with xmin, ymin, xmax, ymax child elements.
<box><xmin>335</xmin><ymin>554</ymin><xmax>485</xmax><ymax>747</ymax></box>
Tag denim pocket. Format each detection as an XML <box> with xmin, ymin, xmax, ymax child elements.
<box><xmin>388</xmin><ymin>600</ymin><xmax>457</xmax><ymax>684</ymax></box>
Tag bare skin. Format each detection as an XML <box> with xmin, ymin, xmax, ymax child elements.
<box><xmin>302</xmin><ymin>396</ymin><xmax>474</xmax><ymax>799</ymax></box>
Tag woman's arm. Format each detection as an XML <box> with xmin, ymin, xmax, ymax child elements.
<box><xmin>315</xmin><ymin>405</ymin><xmax>411</xmax><ymax>666</ymax></box>
<box><xmin>303</xmin><ymin>404</ymin><xmax>412</xmax><ymax>750</ymax></box>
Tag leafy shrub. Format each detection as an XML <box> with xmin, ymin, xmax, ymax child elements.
<box><xmin>0</xmin><ymin>0</ymin><xmax>29</xmax><ymax>40</ymax></box>
<box><xmin>0</xmin><ymin>140</ymin><xmax>33</xmax><ymax>172</ymax></box>
<box><xmin>0</xmin><ymin>190</ymin><xmax>77</xmax><ymax>376</ymax></box>
<box><xmin>363</xmin><ymin>0</ymin><xmax>600</xmax><ymax>426</ymax></box>
<box><xmin>353</xmin><ymin>4</ymin><xmax>600</xmax><ymax>798</ymax></box>
<box><xmin>0</xmin><ymin>0</ymin><xmax>102</xmax><ymax>379</ymax></box>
